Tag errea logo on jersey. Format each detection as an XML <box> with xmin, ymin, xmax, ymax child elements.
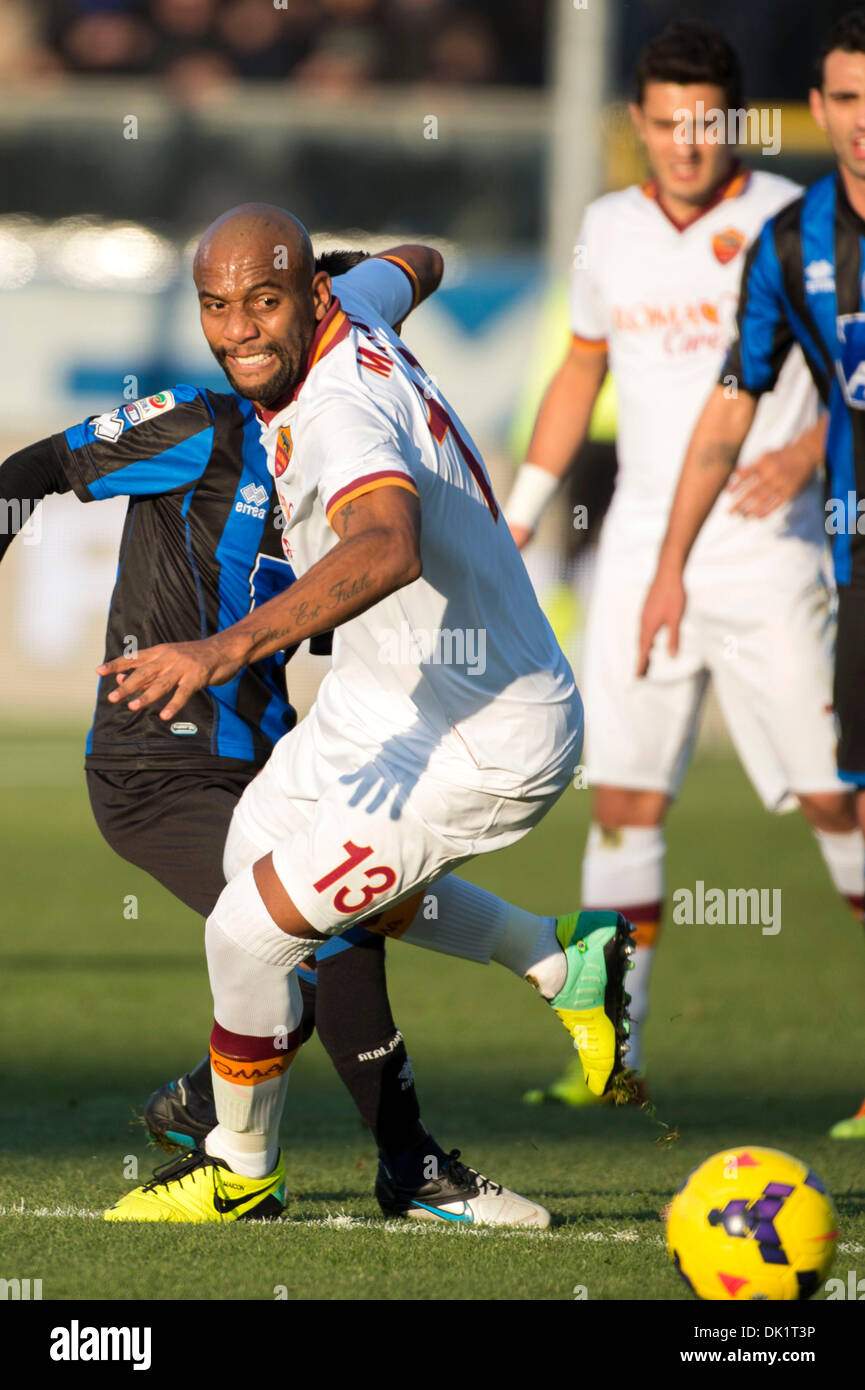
<box><xmin>236</xmin><ymin>482</ymin><xmax>268</xmax><ymax>519</ymax></box>
<box><xmin>805</xmin><ymin>259</ymin><xmax>835</xmax><ymax>294</ymax></box>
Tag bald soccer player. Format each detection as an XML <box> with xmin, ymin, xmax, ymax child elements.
<box><xmin>1</xmin><ymin>230</ymin><xmax>580</xmax><ymax>1227</ymax></box>
<box><xmin>94</xmin><ymin>204</ymin><xmax>635</xmax><ymax>1224</ymax></box>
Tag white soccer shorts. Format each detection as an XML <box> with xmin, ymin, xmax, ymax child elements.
<box><xmin>226</xmin><ymin>699</ymin><xmax>582</xmax><ymax>933</ymax></box>
<box><xmin>582</xmin><ymin>550</ymin><xmax>845</xmax><ymax>811</ymax></box>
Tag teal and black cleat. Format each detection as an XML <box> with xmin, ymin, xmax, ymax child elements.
<box><xmin>144</xmin><ymin>1059</ymin><xmax>216</xmax><ymax>1153</ymax></box>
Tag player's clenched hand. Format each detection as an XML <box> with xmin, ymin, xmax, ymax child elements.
<box><xmin>97</xmin><ymin>636</ymin><xmax>243</xmax><ymax>720</ymax></box>
<box><xmin>726</xmin><ymin>444</ymin><xmax>816</xmax><ymax>519</ymax></box>
<box><xmin>636</xmin><ymin>568</ymin><xmax>686</xmax><ymax>676</ymax></box>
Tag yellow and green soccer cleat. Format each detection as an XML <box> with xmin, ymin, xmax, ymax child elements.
<box><xmin>104</xmin><ymin>1147</ymin><xmax>286</xmax><ymax>1223</ymax></box>
<box><xmin>829</xmin><ymin>1095</ymin><xmax>865</xmax><ymax>1140</ymax></box>
<box><xmin>547</xmin><ymin>910</ymin><xmax>635</xmax><ymax>1096</ymax></box>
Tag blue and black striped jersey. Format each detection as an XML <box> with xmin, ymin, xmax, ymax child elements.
<box><xmin>722</xmin><ymin>170</ymin><xmax>865</xmax><ymax>587</ymax></box>
<box><xmin>51</xmin><ymin>384</ymin><xmax>300</xmax><ymax>770</ymax></box>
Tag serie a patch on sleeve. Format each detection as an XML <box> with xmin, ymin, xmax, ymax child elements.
<box><xmin>90</xmin><ymin>390</ymin><xmax>177</xmax><ymax>442</ymax></box>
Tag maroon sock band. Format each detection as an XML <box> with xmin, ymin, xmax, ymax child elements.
<box><xmin>210</xmin><ymin>1019</ymin><xmax>303</xmax><ymax>1062</ymax></box>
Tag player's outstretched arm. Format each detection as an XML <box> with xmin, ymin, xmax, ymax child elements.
<box><xmin>506</xmin><ymin>337</ymin><xmax>608</xmax><ymax>549</ymax></box>
<box><xmin>99</xmin><ymin>485</ymin><xmax>422</xmax><ymax>719</ymax></box>
<box><xmin>636</xmin><ymin>383</ymin><xmax>757</xmax><ymax>676</ymax></box>
<box><xmin>0</xmin><ymin>440</ymin><xmax>71</xmax><ymax>562</ymax></box>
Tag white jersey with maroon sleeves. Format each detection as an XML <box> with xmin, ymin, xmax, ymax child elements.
<box><xmin>257</xmin><ymin>264</ymin><xmax>581</xmax><ymax>791</ymax></box>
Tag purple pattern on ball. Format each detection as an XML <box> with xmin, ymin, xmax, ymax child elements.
<box><xmin>804</xmin><ymin>1170</ymin><xmax>826</xmax><ymax>1194</ymax></box>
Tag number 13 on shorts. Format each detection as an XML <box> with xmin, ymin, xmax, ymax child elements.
<box><xmin>313</xmin><ymin>840</ymin><xmax>397</xmax><ymax>915</ymax></box>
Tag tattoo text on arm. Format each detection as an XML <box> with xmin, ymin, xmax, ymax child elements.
<box><xmin>327</xmin><ymin>572</ymin><xmax>373</xmax><ymax>608</ymax></box>
<box><xmin>241</xmin><ymin>573</ymin><xmax>373</xmax><ymax>658</ymax></box>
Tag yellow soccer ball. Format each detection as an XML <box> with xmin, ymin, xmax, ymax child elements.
<box><xmin>666</xmin><ymin>1147</ymin><xmax>839</xmax><ymax>1300</ymax></box>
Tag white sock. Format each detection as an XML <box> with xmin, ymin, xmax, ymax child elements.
<box><xmin>813</xmin><ymin>827</ymin><xmax>864</xmax><ymax>913</ymax></box>
<box><xmin>499</xmin><ymin>912</ymin><xmax>565</xmax><ymax>998</ymax></box>
<box><xmin>582</xmin><ymin>822</ymin><xmax>666</xmax><ymax>1073</ymax></box>
<box><xmin>206</xmin><ymin>1122</ymin><xmax>281</xmax><ymax>1179</ymax></box>
<box><xmin>622</xmin><ymin>948</ymin><xmax>653</xmax><ymax>1073</ymax></box>
<box><xmin>204</xmin><ymin>868</ymin><xmax>309</xmax><ymax>1174</ymax></box>
<box><xmin>399</xmin><ymin>874</ymin><xmax>564</xmax><ymax>994</ymax></box>
<box><xmin>582</xmin><ymin>822</ymin><xmax>665</xmax><ymax>906</ymax></box>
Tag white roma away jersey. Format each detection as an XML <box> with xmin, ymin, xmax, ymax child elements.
<box><xmin>257</xmin><ymin>260</ymin><xmax>579</xmax><ymax>786</ymax></box>
<box><xmin>569</xmin><ymin>167</ymin><xmax>825</xmax><ymax>581</ymax></box>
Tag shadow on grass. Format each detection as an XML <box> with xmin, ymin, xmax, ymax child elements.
<box><xmin>2</xmin><ymin>1064</ymin><xmax>864</xmax><ymax>1164</ymax></box>
<box><xmin>3</xmin><ymin>954</ymin><xmax>203</xmax><ymax>972</ymax></box>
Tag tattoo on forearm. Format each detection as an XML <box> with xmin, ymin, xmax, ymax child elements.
<box><xmin>327</xmin><ymin>572</ymin><xmax>373</xmax><ymax>608</ymax></box>
<box><xmin>244</xmin><ymin>572</ymin><xmax>374</xmax><ymax>657</ymax></box>
<box><xmin>294</xmin><ymin>598</ymin><xmax>323</xmax><ymax>625</ymax></box>
<box><xmin>244</xmin><ymin>597</ymin><xmax>322</xmax><ymax>653</ymax></box>
<box><xmin>696</xmin><ymin>442</ymin><xmax>739</xmax><ymax>472</ymax></box>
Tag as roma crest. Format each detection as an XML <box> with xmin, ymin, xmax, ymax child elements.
<box><xmin>712</xmin><ymin>227</ymin><xmax>745</xmax><ymax>266</ymax></box>
<box><xmin>274</xmin><ymin>426</ymin><xmax>293</xmax><ymax>477</ymax></box>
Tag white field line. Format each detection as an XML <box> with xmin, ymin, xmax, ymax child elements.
<box><xmin>1</xmin><ymin>1205</ymin><xmax>861</xmax><ymax>1254</ymax></box>
<box><xmin>0</xmin><ymin>1204</ymin><xmax>656</xmax><ymax>1239</ymax></box>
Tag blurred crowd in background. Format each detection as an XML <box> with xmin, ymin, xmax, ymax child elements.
<box><xmin>0</xmin><ymin>0</ymin><xmax>547</xmax><ymax>95</ymax></box>
<box><xmin>0</xmin><ymin>0</ymin><xmax>857</xmax><ymax>263</ymax></box>
<box><xmin>0</xmin><ymin>0</ymin><xmax>857</xmax><ymax>101</ymax></box>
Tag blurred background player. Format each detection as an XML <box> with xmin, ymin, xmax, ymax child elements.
<box><xmin>508</xmin><ymin>285</ymin><xmax>619</xmax><ymax>680</ymax></box>
<box><xmin>506</xmin><ymin>22</ymin><xmax>863</xmax><ymax>1108</ymax></box>
<box><xmin>640</xmin><ymin>7</ymin><xmax>865</xmax><ymax>1139</ymax></box>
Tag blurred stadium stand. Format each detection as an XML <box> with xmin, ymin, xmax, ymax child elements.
<box><xmin>0</xmin><ymin>1</ymin><xmax>547</xmax><ymax>90</ymax></box>
<box><xmin>0</xmin><ymin>0</ymin><xmax>852</xmax><ymax>723</ymax></box>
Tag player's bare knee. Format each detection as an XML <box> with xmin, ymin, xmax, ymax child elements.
<box><xmin>797</xmin><ymin>791</ymin><xmax>858</xmax><ymax>834</ymax></box>
<box><xmin>253</xmin><ymin>853</ymin><xmax>323</xmax><ymax>939</ymax></box>
<box><xmin>594</xmin><ymin>785</ymin><xmax>668</xmax><ymax>830</ymax></box>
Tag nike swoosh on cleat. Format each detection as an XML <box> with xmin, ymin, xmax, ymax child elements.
<box><xmin>213</xmin><ymin>1186</ymin><xmax>276</xmax><ymax>1214</ymax></box>
<box><xmin>410</xmin><ymin>1199</ymin><xmax>474</xmax><ymax>1223</ymax></box>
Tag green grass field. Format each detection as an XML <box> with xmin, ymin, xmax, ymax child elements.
<box><xmin>1</xmin><ymin>724</ymin><xmax>864</xmax><ymax>1302</ymax></box>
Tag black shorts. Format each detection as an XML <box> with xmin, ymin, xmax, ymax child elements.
<box><xmin>834</xmin><ymin>585</ymin><xmax>865</xmax><ymax>785</ymax></box>
<box><xmin>86</xmin><ymin>766</ymin><xmax>255</xmax><ymax>917</ymax></box>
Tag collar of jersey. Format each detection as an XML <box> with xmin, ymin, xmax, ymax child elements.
<box><xmin>641</xmin><ymin>159</ymin><xmax>751</xmax><ymax>233</ymax></box>
<box><xmin>254</xmin><ymin>297</ymin><xmax>351</xmax><ymax>424</ymax></box>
